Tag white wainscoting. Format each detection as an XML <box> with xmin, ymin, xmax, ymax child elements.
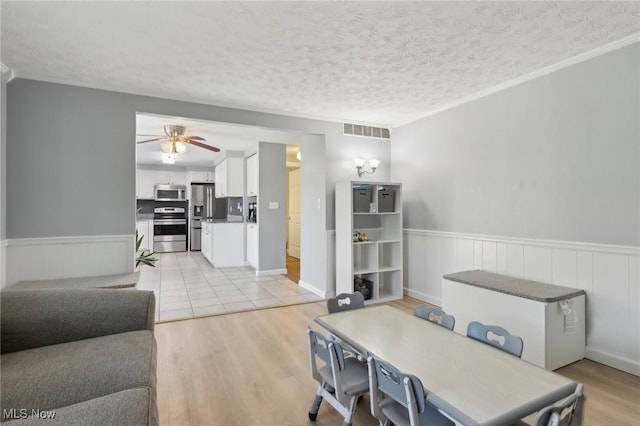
<box><xmin>1</xmin><ymin>239</ymin><xmax>7</xmax><ymax>289</ymax></box>
<box><xmin>5</xmin><ymin>235</ymin><xmax>135</xmax><ymax>287</ymax></box>
<box><xmin>403</xmin><ymin>229</ymin><xmax>639</xmax><ymax>376</ymax></box>
<box><xmin>326</xmin><ymin>230</ymin><xmax>336</xmax><ymax>298</ymax></box>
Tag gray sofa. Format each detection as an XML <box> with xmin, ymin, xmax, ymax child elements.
<box><xmin>1</xmin><ymin>289</ymin><xmax>158</xmax><ymax>425</ymax></box>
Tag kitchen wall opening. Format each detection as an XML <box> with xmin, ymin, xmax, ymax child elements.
<box><xmin>134</xmin><ymin>112</ymin><xmax>317</xmax><ymax>321</ymax></box>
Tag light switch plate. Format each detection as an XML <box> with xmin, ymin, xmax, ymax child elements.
<box><xmin>269</xmin><ymin>201</ymin><xmax>279</xmax><ymax>209</ymax></box>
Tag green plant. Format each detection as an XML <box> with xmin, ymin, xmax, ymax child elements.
<box><xmin>136</xmin><ymin>230</ymin><xmax>157</xmax><ymax>268</ymax></box>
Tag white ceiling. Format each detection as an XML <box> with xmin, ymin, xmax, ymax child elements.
<box><xmin>136</xmin><ymin>113</ymin><xmax>299</xmax><ymax>167</ymax></box>
<box><xmin>2</xmin><ymin>2</ymin><xmax>639</xmax><ymax>127</ymax></box>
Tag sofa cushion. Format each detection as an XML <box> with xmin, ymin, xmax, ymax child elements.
<box><xmin>1</xmin><ymin>331</ymin><xmax>156</xmax><ymax>420</ymax></box>
<box><xmin>1</xmin><ymin>289</ymin><xmax>155</xmax><ymax>354</ymax></box>
<box><xmin>0</xmin><ymin>388</ymin><xmax>157</xmax><ymax>426</ymax></box>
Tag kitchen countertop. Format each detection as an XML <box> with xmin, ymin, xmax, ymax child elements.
<box><xmin>137</xmin><ymin>217</ymin><xmax>247</xmax><ymax>223</ymax></box>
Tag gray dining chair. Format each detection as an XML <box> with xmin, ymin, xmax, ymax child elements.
<box><xmin>512</xmin><ymin>383</ymin><xmax>586</xmax><ymax>426</ymax></box>
<box><xmin>326</xmin><ymin>292</ymin><xmax>366</xmax><ymax>358</ymax></box>
<box><xmin>466</xmin><ymin>321</ymin><xmax>524</xmax><ymax>358</ymax></box>
<box><xmin>307</xmin><ymin>328</ymin><xmax>369</xmax><ymax>426</ymax></box>
<box><xmin>413</xmin><ymin>306</ymin><xmax>455</xmax><ymax>331</ymax></box>
<box><xmin>367</xmin><ymin>356</ymin><xmax>455</xmax><ymax>426</ymax></box>
<box><xmin>327</xmin><ymin>292</ymin><xmax>366</xmax><ymax>313</ymax></box>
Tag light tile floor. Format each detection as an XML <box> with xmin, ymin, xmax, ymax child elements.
<box><xmin>137</xmin><ymin>251</ymin><xmax>322</xmax><ymax>321</ymax></box>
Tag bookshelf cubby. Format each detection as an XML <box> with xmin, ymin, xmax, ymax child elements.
<box><xmin>335</xmin><ymin>181</ymin><xmax>403</xmax><ymax>303</ymax></box>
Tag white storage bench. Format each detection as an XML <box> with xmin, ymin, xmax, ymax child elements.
<box><xmin>442</xmin><ymin>270</ymin><xmax>585</xmax><ymax>370</ymax></box>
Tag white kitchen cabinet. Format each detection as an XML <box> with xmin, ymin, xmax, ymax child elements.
<box><xmin>200</xmin><ymin>221</ymin><xmax>245</xmax><ymax>268</ymax></box>
<box><xmin>215</xmin><ymin>158</ymin><xmax>245</xmax><ymax>198</ymax></box>
<box><xmin>246</xmin><ymin>154</ymin><xmax>258</xmax><ymax>197</ymax></box>
<box><xmin>136</xmin><ymin>169</ymin><xmax>155</xmax><ymax>199</ymax></box>
<box><xmin>212</xmin><ymin>222</ymin><xmax>245</xmax><ymax>267</ymax></box>
<box><xmin>137</xmin><ymin>169</ymin><xmax>187</xmax><ymax>198</ymax></box>
<box><xmin>155</xmin><ymin>171</ymin><xmax>185</xmax><ymax>185</ymax></box>
<box><xmin>246</xmin><ymin>223</ymin><xmax>258</xmax><ymax>268</ymax></box>
<box><xmin>335</xmin><ymin>181</ymin><xmax>403</xmax><ymax>303</ymax></box>
<box><xmin>201</xmin><ymin>222</ymin><xmax>212</xmax><ymax>263</ymax></box>
<box><xmin>187</xmin><ymin>170</ymin><xmax>215</xmax><ymax>184</ymax></box>
<box><xmin>136</xmin><ymin>220</ymin><xmax>154</xmax><ymax>252</ymax></box>
<box><xmin>169</xmin><ymin>171</ymin><xmax>186</xmax><ymax>185</ymax></box>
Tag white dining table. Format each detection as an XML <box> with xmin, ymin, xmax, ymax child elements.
<box><xmin>315</xmin><ymin>305</ymin><xmax>577</xmax><ymax>426</ymax></box>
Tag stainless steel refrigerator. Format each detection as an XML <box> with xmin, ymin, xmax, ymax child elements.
<box><xmin>190</xmin><ymin>183</ymin><xmax>227</xmax><ymax>250</ymax></box>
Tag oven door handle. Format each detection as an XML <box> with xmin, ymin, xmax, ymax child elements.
<box><xmin>154</xmin><ymin>220</ymin><xmax>187</xmax><ymax>225</ymax></box>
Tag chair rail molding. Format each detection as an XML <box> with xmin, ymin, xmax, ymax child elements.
<box><xmin>5</xmin><ymin>234</ymin><xmax>135</xmax><ymax>287</ymax></box>
<box><xmin>402</xmin><ymin>228</ymin><xmax>640</xmax><ymax>376</ymax></box>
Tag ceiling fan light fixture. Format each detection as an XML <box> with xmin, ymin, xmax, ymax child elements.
<box><xmin>162</xmin><ymin>153</ymin><xmax>177</xmax><ymax>164</ymax></box>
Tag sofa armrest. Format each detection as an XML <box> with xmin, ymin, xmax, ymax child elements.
<box><xmin>1</xmin><ymin>289</ymin><xmax>155</xmax><ymax>354</ymax></box>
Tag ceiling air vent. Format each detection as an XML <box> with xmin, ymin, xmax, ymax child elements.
<box><xmin>343</xmin><ymin>123</ymin><xmax>390</xmax><ymax>139</ymax></box>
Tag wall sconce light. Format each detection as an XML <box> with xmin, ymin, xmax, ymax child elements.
<box><xmin>354</xmin><ymin>158</ymin><xmax>380</xmax><ymax>177</ymax></box>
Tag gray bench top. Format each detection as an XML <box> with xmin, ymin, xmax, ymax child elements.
<box><xmin>443</xmin><ymin>270</ymin><xmax>585</xmax><ymax>303</ymax></box>
<box><xmin>10</xmin><ymin>272</ymin><xmax>140</xmax><ymax>290</ymax></box>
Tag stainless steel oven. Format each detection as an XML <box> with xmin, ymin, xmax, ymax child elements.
<box><xmin>153</xmin><ymin>207</ymin><xmax>187</xmax><ymax>252</ymax></box>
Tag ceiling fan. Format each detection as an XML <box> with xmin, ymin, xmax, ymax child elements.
<box><xmin>136</xmin><ymin>125</ymin><xmax>220</xmax><ymax>153</ymax></box>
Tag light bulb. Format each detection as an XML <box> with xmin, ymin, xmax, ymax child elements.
<box><xmin>296</xmin><ymin>151</ymin><xmax>301</xmax><ymax>161</ymax></box>
<box><xmin>369</xmin><ymin>159</ymin><xmax>380</xmax><ymax>169</ymax></box>
<box><xmin>175</xmin><ymin>142</ymin><xmax>187</xmax><ymax>154</ymax></box>
<box><xmin>160</xmin><ymin>141</ymin><xmax>172</xmax><ymax>153</ymax></box>
<box><xmin>353</xmin><ymin>158</ymin><xmax>366</xmax><ymax>167</ymax></box>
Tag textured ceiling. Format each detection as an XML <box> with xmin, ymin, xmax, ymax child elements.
<box><xmin>2</xmin><ymin>1</ymin><xmax>639</xmax><ymax>127</ymax></box>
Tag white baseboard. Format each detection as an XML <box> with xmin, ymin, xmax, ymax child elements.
<box><xmin>6</xmin><ymin>235</ymin><xmax>135</xmax><ymax>287</ymax></box>
<box><xmin>299</xmin><ymin>279</ymin><xmax>326</xmax><ymax>299</ymax></box>
<box><xmin>403</xmin><ymin>287</ymin><xmax>442</xmax><ymax>307</ymax></box>
<box><xmin>256</xmin><ymin>268</ymin><xmax>288</xmax><ymax>276</ymax></box>
<box><xmin>586</xmin><ymin>347</ymin><xmax>640</xmax><ymax>376</ymax></box>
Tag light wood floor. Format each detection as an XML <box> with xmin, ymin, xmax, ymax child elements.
<box><xmin>284</xmin><ymin>255</ymin><xmax>300</xmax><ymax>283</ymax></box>
<box><xmin>155</xmin><ymin>297</ymin><xmax>640</xmax><ymax>426</ymax></box>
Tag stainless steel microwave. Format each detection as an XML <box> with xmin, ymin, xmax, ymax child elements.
<box><xmin>154</xmin><ymin>184</ymin><xmax>187</xmax><ymax>201</ymax></box>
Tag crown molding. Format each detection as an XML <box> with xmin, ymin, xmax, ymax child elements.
<box><xmin>10</xmin><ymin>71</ymin><xmax>391</xmax><ymax>129</ymax></box>
<box><xmin>393</xmin><ymin>33</ymin><xmax>640</xmax><ymax>128</ymax></box>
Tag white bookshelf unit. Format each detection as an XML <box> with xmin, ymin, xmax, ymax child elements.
<box><xmin>335</xmin><ymin>181</ymin><xmax>403</xmax><ymax>303</ymax></box>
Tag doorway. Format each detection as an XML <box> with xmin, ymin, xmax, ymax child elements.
<box><xmin>286</xmin><ymin>146</ymin><xmax>301</xmax><ymax>282</ymax></box>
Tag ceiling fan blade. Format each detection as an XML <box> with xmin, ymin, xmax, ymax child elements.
<box><xmin>136</xmin><ymin>138</ymin><xmax>163</xmax><ymax>144</ymax></box>
<box><xmin>188</xmin><ymin>140</ymin><xmax>220</xmax><ymax>152</ymax></box>
<box><xmin>179</xmin><ymin>135</ymin><xmax>206</xmax><ymax>143</ymax></box>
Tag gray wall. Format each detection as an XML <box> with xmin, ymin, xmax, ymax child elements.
<box><xmin>391</xmin><ymin>43</ymin><xmax>640</xmax><ymax>246</ymax></box>
<box><xmin>299</xmin><ymin>134</ymin><xmax>328</xmax><ymax>292</ymax></box>
<box><xmin>6</xmin><ymin>78</ymin><xmax>391</xmax><ymax>238</ymax></box>
<box><xmin>7</xmin><ymin>81</ymin><xmax>136</xmax><ymax>237</ymax></box>
<box><xmin>5</xmin><ymin>78</ymin><xmax>390</xmax><ymax>292</ymax></box>
<box><xmin>257</xmin><ymin>142</ymin><xmax>286</xmax><ymax>271</ymax></box>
